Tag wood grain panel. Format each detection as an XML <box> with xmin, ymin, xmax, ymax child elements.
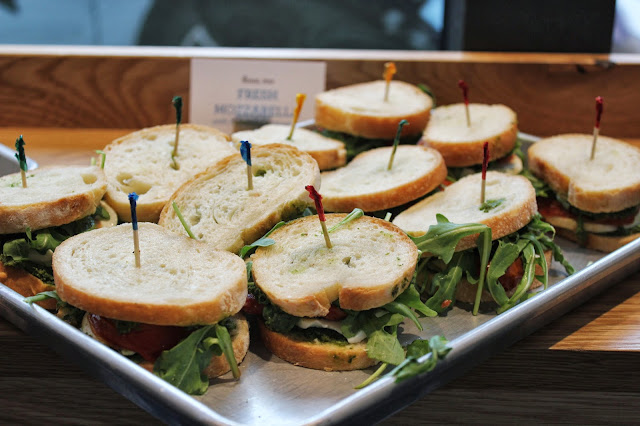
<box><xmin>1</xmin><ymin>49</ymin><xmax>640</xmax><ymax>138</ymax></box>
<box><xmin>0</xmin><ymin>55</ymin><xmax>189</xmax><ymax>129</ymax></box>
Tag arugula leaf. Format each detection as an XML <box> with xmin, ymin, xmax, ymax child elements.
<box><xmin>496</xmin><ymin>244</ymin><xmax>537</xmax><ymax>314</ymax></box>
<box><xmin>24</xmin><ymin>290</ymin><xmax>61</xmax><ymax>305</ymax></box>
<box><xmin>520</xmin><ymin>169</ymin><xmax>552</xmax><ymax>198</ymax></box>
<box><xmin>327</xmin><ymin>208</ymin><xmax>364</xmax><ymax>232</ymax></box>
<box><xmin>479</xmin><ymin>198</ymin><xmax>505</xmax><ymax>213</ymax></box>
<box><xmin>424</xmin><ymin>252</ymin><xmax>464</xmax><ymax>314</ymax></box>
<box><xmin>215</xmin><ymin>324</ymin><xmax>240</xmax><ymax>378</ymax></box>
<box><xmin>410</xmin><ymin>214</ymin><xmax>492</xmax><ymax>264</ymax></box>
<box><xmin>366</xmin><ymin>328</ymin><xmax>405</xmax><ymax>365</ymax></box>
<box><xmin>485</xmin><ymin>239</ymin><xmax>529</xmax><ymax>306</ymax></box>
<box><xmin>418</xmin><ymin>83</ymin><xmax>437</xmax><ymax>107</ymax></box>
<box><xmin>154</xmin><ymin>325</ymin><xmax>225</xmax><ymax>395</ymax></box>
<box><xmin>262</xmin><ymin>304</ymin><xmax>298</xmax><ymax>334</ymax></box>
<box><xmin>239</xmin><ymin>221</ymin><xmax>286</xmax><ymax>258</ymax></box>
<box><xmin>392</xmin><ymin>282</ymin><xmax>437</xmax><ymax>318</ymax></box>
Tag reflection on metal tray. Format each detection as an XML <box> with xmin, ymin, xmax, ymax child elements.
<box><xmin>1</xmin><ymin>135</ymin><xmax>639</xmax><ymax>425</ymax></box>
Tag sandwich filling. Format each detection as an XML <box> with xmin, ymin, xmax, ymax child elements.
<box><xmin>0</xmin><ymin>202</ymin><xmax>115</xmax><ymax>286</ymax></box>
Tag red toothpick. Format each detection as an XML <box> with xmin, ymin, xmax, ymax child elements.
<box><xmin>458</xmin><ymin>79</ymin><xmax>471</xmax><ymax>127</ymax></box>
<box><xmin>305</xmin><ymin>185</ymin><xmax>332</xmax><ymax>249</ymax></box>
<box><xmin>590</xmin><ymin>96</ymin><xmax>604</xmax><ymax>160</ymax></box>
<box><xmin>481</xmin><ymin>142</ymin><xmax>489</xmax><ymax>203</ymax></box>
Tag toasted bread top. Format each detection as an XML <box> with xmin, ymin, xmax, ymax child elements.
<box><xmin>315</xmin><ymin>80</ymin><xmax>433</xmax><ymax>139</ymax></box>
<box><xmin>158</xmin><ymin>144</ymin><xmax>321</xmax><ymax>254</ymax></box>
<box><xmin>528</xmin><ymin>134</ymin><xmax>640</xmax><ymax>213</ymax></box>
<box><xmin>103</xmin><ymin>124</ymin><xmax>237</xmax><ymax>223</ymax></box>
<box><xmin>393</xmin><ymin>171</ymin><xmax>537</xmax><ymax>251</ymax></box>
<box><xmin>321</xmin><ymin>145</ymin><xmax>447</xmax><ymax>212</ymax></box>
<box><xmin>421</xmin><ymin>103</ymin><xmax>518</xmax><ymax>167</ymax></box>
<box><xmin>251</xmin><ymin>214</ymin><xmax>418</xmax><ymax>318</ymax></box>
<box><xmin>53</xmin><ymin>223</ymin><xmax>247</xmax><ymax>326</ymax></box>
<box><xmin>231</xmin><ymin>124</ymin><xmax>346</xmax><ymax>170</ymax></box>
<box><xmin>0</xmin><ymin>165</ymin><xmax>106</xmax><ymax>234</ymax></box>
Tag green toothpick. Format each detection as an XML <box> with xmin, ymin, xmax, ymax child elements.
<box><xmin>15</xmin><ymin>135</ymin><xmax>28</xmax><ymax>188</ymax></box>
<box><xmin>171</xmin><ymin>96</ymin><xmax>183</xmax><ymax>170</ymax></box>
<box><xmin>387</xmin><ymin>120</ymin><xmax>408</xmax><ymax>171</ymax></box>
<box><xmin>172</xmin><ymin>202</ymin><xmax>196</xmax><ymax>239</ymax></box>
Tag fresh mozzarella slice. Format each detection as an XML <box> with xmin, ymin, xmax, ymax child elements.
<box><xmin>297</xmin><ymin>318</ymin><xmax>367</xmax><ymax>344</ymax></box>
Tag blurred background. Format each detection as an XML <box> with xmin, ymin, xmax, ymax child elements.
<box><xmin>0</xmin><ymin>0</ymin><xmax>636</xmax><ymax>53</ymax></box>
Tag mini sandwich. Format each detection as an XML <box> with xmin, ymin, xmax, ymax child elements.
<box><xmin>315</xmin><ymin>80</ymin><xmax>433</xmax><ymax>159</ymax></box>
<box><xmin>158</xmin><ymin>144</ymin><xmax>320</xmax><ymax>253</ymax></box>
<box><xmin>0</xmin><ymin>165</ymin><xmax>114</xmax><ymax>308</ymax></box>
<box><xmin>420</xmin><ymin>103</ymin><xmax>522</xmax><ymax>178</ymax></box>
<box><xmin>528</xmin><ymin>134</ymin><xmax>640</xmax><ymax>252</ymax></box>
<box><xmin>51</xmin><ymin>223</ymin><xmax>249</xmax><ymax>394</ymax></box>
<box><xmin>246</xmin><ymin>213</ymin><xmax>431</xmax><ymax>371</ymax></box>
<box><xmin>320</xmin><ymin>145</ymin><xmax>446</xmax><ymax>213</ymax></box>
<box><xmin>393</xmin><ymin>171</ymin><xmax>573</xmax><ymax>313</ymax></box>
<box><xmin>103</xmin><ymin>124</ymin><xmax>237</xmax><ymax>223</ymax></box>
<box><xmin>231</xmin><ymin>124</ymin><xmax>346</xmax><ymax>171</ymax></box>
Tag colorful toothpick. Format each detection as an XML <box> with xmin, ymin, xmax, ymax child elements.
<box><xmin>383</xmin><ymin>62</ymin><xmax>397</xmax><ymax>102</ymax></box>
<box><xmin>171</xmin><ymin>96</ymin><xmax>183</xmax><ymax>169</ymax></box>
<box><xmin>14</xmin><ymin>135</ymin><xmax>28</xmax><ymax>188</ymax></box>
<box><xmin>590</xmin><ymin>96</ymin><xmax>604</xmax><ymax>160</ymax></box>
<box><xmin>305</xmin><ymin>185</ymin><xmax>332</xmax><ymax>249</ymax></box>
<box><xmin>287</xmin><ymin>93</ymin><xmax>307</xmax><ymax>140</ymax></box>
<box><xmin>458</xmin><ymin>80</ymin><xmax>471</xmax><ymax>127</ymax></box>
<box><xmin>481</xmin><ymin>142</ymin><xmax>489</xmax><ymax>203</ymax></box>
<box><xmin>129</xmin><ymin>192</ymin><xmax>141</xmax><ymax>267</ymax></box>
<box><xmin>387</xmin><ymin>119</ymin><xmax>409</xmax><ymax>170</ymax></box>
<box><xmin>240</xmin><ymin>140</ymin><xmax>253</xmax><ymax>190</ymax></box>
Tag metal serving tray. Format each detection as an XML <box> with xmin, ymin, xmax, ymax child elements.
<box><xmin>1</xmin><ymin>136</ymin><xmax>639</xmax><ymax>425</ymax></box>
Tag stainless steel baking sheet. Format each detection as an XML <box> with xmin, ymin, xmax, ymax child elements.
<box><xmin>1</xmin><ymin>136</ymin><xmax>639</xmax><ymax>425</ymax></box>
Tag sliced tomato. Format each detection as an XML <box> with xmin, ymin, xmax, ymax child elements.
<box><xmin>242</xmin><ymin>293</ymin><xmax>264</xmax><ymax>316</ymax></box>
<box><xmin>324</xmin><ymin>305</ymin><xmax>347</xmax><ymax>321</ymax></box>
<box><xmin>497</xmin><ymin>257</ymin><xmax>524</xmax><ymax>292</ymax></box>
<box><xmin>88</xmin><ymin>314</ymin><xmax>189</xmax><ymax>362</ymax></box>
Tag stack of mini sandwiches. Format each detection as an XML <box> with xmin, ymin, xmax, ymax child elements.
<box><xmin>2</xmin><ymin>69</ymin><xmax>637</xmax><ymax>396</ymax></box>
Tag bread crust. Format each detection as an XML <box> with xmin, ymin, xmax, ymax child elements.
<box><xmin>421</xmin><ymin>103</ymin><xmax>518</xmax><ymax>167</ymax></box>
<box><xmin>0</xmin><ymin>262</ymin><xmax>56</xmax><ymax>309</ymax></box>
<box><xmin>555</xmin><ymin>228</ymin><xmax>640</xmax><ymax>253</ymax></box>
<box><xmin>231</xmin><ymin>124</ymin><xmax>347</xmax><ymax>171</ymax></box>
<box><xmin>315</xmin><ymin>81</ymin><xmax>433</xmax><ymax>140</ymax></box>
<box><xmin>103</xmin><ymin>124</ymin><xmax>236</xmax><ymax>223</ymax></box>
<box><xmin>455</xmin><ymin>250</ymin><xmax>552</xmax><ymax>304</ymax></box>
<box><xmin>251</xmin><ymin>214</ymin><xmax>417</xmax><ymax>317</ymax></box>
<box><xmin>258</xmin><ymin>319</ymin><xmax>376</xmax><ymax>371</ymax></box>
<box><xmin>321</xmin><ymin>145</ymin><xmax>447</xmax><ymax>212</ymax></box>
<box><xmin>0</xmin><ymin>166</ymin><xmax>106</xmax><ymax>234</ymax></box>
<box><xmin>528</xmin><ymin>134</ymin><xmax>640</xmax><ymax>213</ymax></box>
<box><xmin>53</xmin><ymin>223</ymin><xmax>248</xmax><ymax>326</ymax></box>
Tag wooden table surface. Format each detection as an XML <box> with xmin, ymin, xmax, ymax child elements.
<box><xmin>1</xmin><ymin>128</ymin><xmax>640</xmax><ymax>424</ymax></box>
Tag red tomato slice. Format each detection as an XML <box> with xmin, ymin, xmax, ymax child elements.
<box><xmin>88</xmin><ymin>314</ymin><xmax>189</xmax><ymax>362</ymax></box>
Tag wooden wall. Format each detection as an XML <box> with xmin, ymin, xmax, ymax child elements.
<box><xmin>0</xmin><ymin>47</ymin><xmax>638</xmax><ymax>138</ymax></box>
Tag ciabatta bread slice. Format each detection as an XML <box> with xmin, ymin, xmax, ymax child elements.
<box><xmin>257</xmin><ymin>319</ymin><xmax>376</xmax><ymax>371</ymax></box>
<box><xmin>158</xmin><ymin>144</ymin><xmax>320</xmax><ymax>253</ymax></box>
<box><xmin>103</xmin><ymin>124</ymin><xmax>237</xmax><ymax>223</ymax></box>
<box><xmin>0</xmin><ymin>165</ymin><xmax>106</xmax><ymax>234</ymax></box>
<box><xmin>315</xmin><ymin>80</ymin><xmax>433</xmax><ymax>140</ymax></box>
<box><xmin>421</xmin><ymin>103</ymin><xmax>518</xmax><ymax>167</ymax></box>
<box><xmin>231</xmin><ymin>124</ymin><xmax>346</xmax><ymax>170</ymax></box>
<box><xmin>251</xmin><ymin>214</ymin><xmax>418</xmax><ymax>318</ymax></box>
<box><xmin>393</xmin><ymin>172</ymin><xmax>537</xmax><ymax>251</ymax></box>
<box><xmin>321</xmin><ymin>145</ymin><xmax>447</xmax><ymax>212</ymax></box>
<box><xmin>528</xmin><ymin>134</ymin><xmax>640</xmax><ymax>213</ymax></box>
<box><xmin>53</xmin><ymin>223</ymin><xmax>247</xmax><ymax>326</ymax></box>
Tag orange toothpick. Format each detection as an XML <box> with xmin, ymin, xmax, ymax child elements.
<box><xmin>383</xmin><ymin>62</ymin><xmax>397</xmax><ymax>102</ymax></box>
<box><xmin>287</xmin><ymin>93</ymin><xmax>306</xmax><ymax>140</ymax></box>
